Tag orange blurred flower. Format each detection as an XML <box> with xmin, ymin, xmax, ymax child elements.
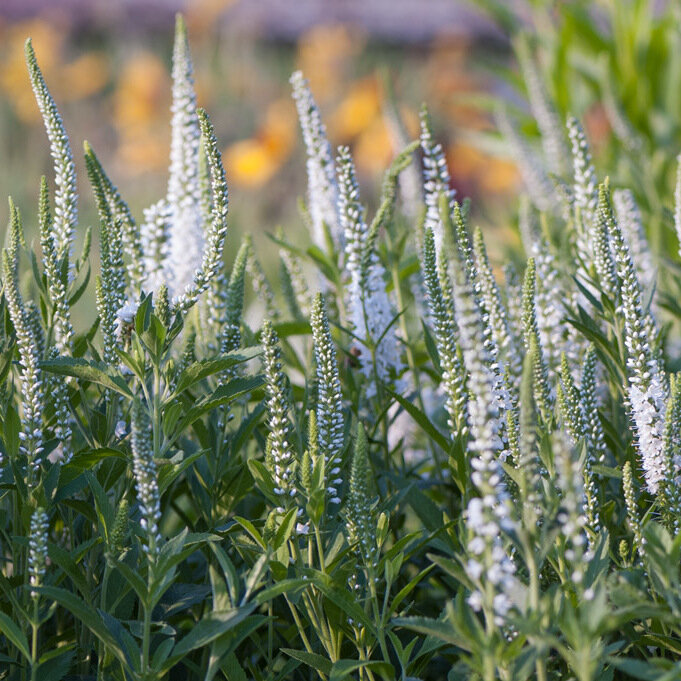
<box><xmin>447</xmin><ymin>141</ymin><xmax>519</xmax><ymax>196</ymax></box>
<box><xmin>426</xmin><ymin>34</ymin><xmax>489</xmax><ymax>131</ymax></box>
<box><xmin>478</xmin><ymin>158</ymin><xmax>519</xmax><ymax>195</ymax></box>
<box><xmin>584</xmin><ymin>103</ymin><xmax>611</xmax><ymax>153</ymax></box>
<box><xmin>185</xmin><ymin>0</ymin><xmax>236</xmax><ymax>37</ymax></box>
<box><xmin>297</xmin><ymin>23</ymin><xmax>365</xmax><ymax>102</ymax></box>
<box><xmin>225</xmin><ymin>139</ymin><xmax>280</xmax><ymax>188</ymax></box>
<box><xmin>113</xmin><ymin>52</ymin><xmax>169</xmax><ymax>172</ymax></box>
<box><xmin>225</xmin><ymin>97</ymin><xmax>297</xmax><ymax>188</ymax></box>
<box><xmin>355</xmin><ymin>117</ymin><xmax>393</xmax><ymax>174</ymax></box>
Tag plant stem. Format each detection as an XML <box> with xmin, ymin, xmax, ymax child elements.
<box><xmin>142</xmin><ymin>601</ymin><xmax>151</xmax><ymax>680</ymax></box>
<box><xmin>30</xmin><ymin>599</ymin><xmax>38</xmax><ymax>681</ymax></box>
<box><xmin>97</xmin><ymin>563</ymin><xmax>111</xmax><ymax>681</ymax></box>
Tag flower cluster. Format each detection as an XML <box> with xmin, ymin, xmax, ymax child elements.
<box><xmin>339</xmin><ymin>146</ymin><xmax>403</xmax><ymax>397</ymax></box>
<box><xmin>3</xmin><ymin>208</ymin><xmax>44</xmax><ymax>482</ymax></box>
<box><xmin>345</xmin><ymin>424</ymin><xmax>377</xmax><ymax>567</ymax></box>
<box><xmin>28</xmin><ymin>507</ymin><xmax>49</xmax><ymax>598</ymax></box>
<box><xmin>310</xmin><ymin>294</ymin><xmax>344</xmax><ymax>505</ymax></box>
<box><xmin>131</xmin><ymin>400</ymin><xmax>162</xmax><ymax>562</ymax></box>
<box><xmin>420</xmin><ymin>107</ymin><xmax>456</xmax><ymax>257</ymax></box>
<box><xmin>262</xmin><ymin>321</ymin><xmax>298</xmax><ymax>508</ymax></box>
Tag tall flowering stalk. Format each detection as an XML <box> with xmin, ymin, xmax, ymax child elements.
<box><xmin>515</xmin><ymin>35</ymin><xmax>568</xmax><ymax>176</ymax></box>
<box><xmin>290</xmin><ymin>70</ymin><xmax>340</xmax><ymax>249</ymax></box>
<box><xmin>262</xmin><ymin>321</ymin><xmax>298</xmax><ymax>509</ymax></box>
<box><xmin>522</xmin><ymin>258</ymin><xmax>552</xmax><ymax>419</ymax></box>
<box><xmin>421</xmin><ymin>227</ymin><xmax>467</xmax><ymax>440</ymax></box>
<box><xmin>447</xmin><ymin>254</ymin><xmax>516</xmax><ymax>627</ymax></box>
<box><xmin>84</xmin><ymin>142</ymin><xmax>145</xmax><ymax>293</ymax></box>
<box><xmin>346</xmin><ymin>424</ymin><xmax>377</xmax><ymax>568</ymax></box>
<box><xmin>3</xmin><ymin>205</ymin><xmax>44</xmax><ymax>482</ymax></box>
<box><xmin>622</xmin><ymin>461</ymin><xmax>644</xmax><ymax>560</ymax></box>
<box><xmin>28</xmin><ymin>507</ymin><xmax>49</xmax><ymax>598</ymax></box>
<box><xmin>166</xmin><ymin>14</ymin><xmax>204</xmax><ymax>299</ymax></box>
<box><xmin>496</xmin><ymin>108</ymin><xmax>554</xmax><ymax>213</ymax></box>
<box><xmin>310</xmin><ymin>294</ymin><xmax>344</xmax><ymax>505</ymax></box>
<box><xmin>174</xmin><ymin>109</ymin><xmax>229</xmax><ymax>314</ymax></box>
<box><xmin>593</xmin><ymin>185</ymin><xmax>619</xmax><ymax>300</ymax></box>
<box><xmin>131</xmin><ymin>400</ymin><xmax>162</xmax><ymax>563</ymax></box>
<box><xmin>97</xmin><ymin>215</ymin><xmax>126</xmax><ymax>365</ymax></box>
<box><xmin>420</xmin><ymin>106</ymin><xmax>455</xmax><ymax>258</ymax></box>
<box><xmin>473</xmin><ymin>227</ymin><xmax>522</xmax><ymax>381</ymax></box>
<box><xmin>581</xmin><ymin>346</ymin><xmax>608</xmax><ymax>467</ymax></box>
<box><xmin>567</xmin><ymin>116</ymin><xmax>598</xmax><ymax>268</ymax></box>
<box><xmin>38</xmin><ymin>176</ymin><xmax>73</xmax><ymax>354</ymax></box>
<box><xmin>608</xmin><ymin>183</ymin><xmax>668</xmax><ymax>495</ymax></box>
<box><xmin>660</xmin><ymin>374</ymin><xmax>681</xmax><ymax>532</ymax></box>
<box><xmin>613</xmin><ymin>189</ymin><xmax>656</xmax><ymax>297</ymax></box>
<box><xmin>221</xmin><ymin>241</ymin><xmax>249</xmax><ymax>357</ymax></box>
<box><xmin>339</xmin><ymin>146</ymin><xmax>403</xmax><ymax>397</ymax></box>
<box><xmin>25</xmin><ymin>38</ymin><xmax>77</xmax><ymax>264</ymax></box>
<box><xmin>553</xmin><ymin>432</ymin><xmax>592</xmax><ymax>589</ymax></box>
<box><xmin>557</xmin><ymin>354</ymin><xmax>599</xmax><ymax>534</ymax></box>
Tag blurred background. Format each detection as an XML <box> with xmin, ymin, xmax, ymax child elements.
<box><xmin>0</xmin><ymin>0</ymin><xmax>523</xmax><ymax>258</ymax></box>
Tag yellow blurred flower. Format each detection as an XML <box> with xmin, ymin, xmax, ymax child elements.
<box><xmin>61</xmin><ymin>53</ymin><xmax>109</xmax><ymax>99</ymax></box>
<box><xmin>260</xmin><ymin>98</ymin><xmax>296</xmax><ymax>158</ymax></box>
<box><xmin>355</xmin><ymin>116</ymin><xmax>393</xmax><ymax>174</ymax></box>
<box><xmin>225</xmin><ymin>139</ymin><xmax>280</xmax><ymax>188</ymax></box>
<box><xmin>224</xmin><ymin>97</ymin><xmax>297</xmax><ymax>188</ymax></box>
<box><xmin>329</xmin><ymin>77</ymin><xmax>380</xmax><ymax>141</ymax></box>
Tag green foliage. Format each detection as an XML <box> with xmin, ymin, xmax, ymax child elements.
<box><xmin>4</xmin><ymin>8</ymin><xmax>681</xmax><ymax>681</ymax></box>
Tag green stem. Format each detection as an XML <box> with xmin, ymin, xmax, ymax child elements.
<box><xmin>152</xmin><ymin>366</ymin><xmax>162</xmax><ymax>458</ymax></box>
<box><xmin>367</xmin><ymin>567</ymin><xmax>390</xmax><ymax>664</ymax></box>
<box><xmin>97</xmin><ymin>563</ymin><xmax>111</xmax><ymax>681</ymax></box>
<box><xmin>30</xmin><ymin>599</ymin><xmax>38</xmax><ymax>681</ymax></box>
<box><xmin>314</xmin><ymin>526</ymin><xmax>326</xmax><ymax>572</ymax></box>
<box><xmin>141</xmin><ymin>600</ymin><xmax>151</xmax><ymax>680</ymax></box>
